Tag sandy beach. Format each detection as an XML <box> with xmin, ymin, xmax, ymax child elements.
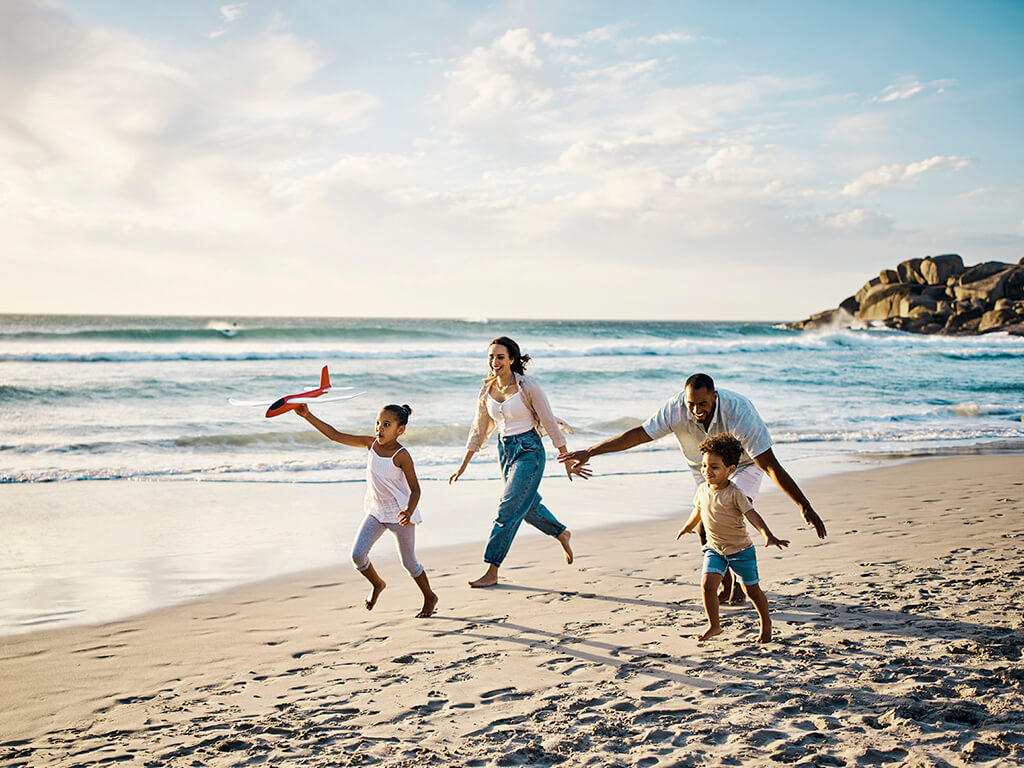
<box><xmin>2</xmin><ymin>454</ymin><xmax>1023</xmax><ymax>767</ymax></box>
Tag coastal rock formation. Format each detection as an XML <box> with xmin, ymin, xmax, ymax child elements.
<box><xmin>788</xmin><ymin>254</ymin><xmax>1024</xmax><ymax>335</ymax></box>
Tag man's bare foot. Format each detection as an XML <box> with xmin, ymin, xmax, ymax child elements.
<box><xmin>698</xmin><ymin>625</ymin><xmax>723</xmax><ymax>641</ymax></box>
<box><xmin>558</xmin><ymin>530</ymin><xmax>574</xmax><ymax>565</ymax></box>
<box><xmin>365</xmin><ymin>581</ymin><xmax>385</xmax><ymax>610</ymax></box>
<box><xmin>469</xmin><ymin>565</ymin><xmax>499</xmax><ymax>588</ymax></box>
<box><xmin>416</xmin><ymin>593</ymin><xmax>438</xmax><ymax>618</ymax></box>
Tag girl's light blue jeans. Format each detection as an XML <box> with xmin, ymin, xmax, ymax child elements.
<box><xmin>484</xmin><ymin>429</ymin><xmax>566</xmax><ymax>566</ymax></box>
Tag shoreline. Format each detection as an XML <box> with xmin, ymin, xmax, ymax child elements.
<box><xmin>2</xmin><ymin>445</ymin><xmax>1023</xmax><ymax>639</ymax></box>
<box><xmin>1</xmin><ymin>453</ymin><xmax>1022</xmax><ymax>767</ymax></box>
<box><xmin>0</xmin><ymin>448</ymin><xmax>917</xmax><ymax>639</ymax></box>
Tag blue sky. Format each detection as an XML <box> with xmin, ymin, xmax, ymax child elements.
<box><xmin>2</xmin><ymin>0</ymin><xmax>1022</xmax><ymax>319</ymax></box>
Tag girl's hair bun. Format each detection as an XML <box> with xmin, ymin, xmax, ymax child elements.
<box><xmin>401</xmin><ymin>404</ymin><xmax>412</xmax><ymax>416</ymax></box>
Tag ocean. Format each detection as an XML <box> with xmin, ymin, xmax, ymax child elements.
<box><xmin>2</xmin><ymin>314</ymin><xmax>1023</xmax><ymax>634</ymax></box>
<box><xmin>4</xmin><ymin>314</ymin><xmax>1024</xmax><ymax>485</ymax></box>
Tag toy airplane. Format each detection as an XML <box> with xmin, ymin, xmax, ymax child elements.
<box><xmin>229</xmin><ymin>365</ymin><xmax>363</xmax><ymax>418</ymax></box>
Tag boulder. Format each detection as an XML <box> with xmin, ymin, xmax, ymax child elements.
<box><xmin>979</xmin><ymin>308</ymin><xmax>1021</xmax><ymax>333</ymax></box>
<box><xmin>943</xmin><ymin>309</ymin><xmax>984</xmax><ymax>334</ymax></box>
<box><xmin>879</xmin><ymin>269</ymin><xmax>900</xmax><ymax>285</ymax></box>
<box><xmin>952</xmin><ymin>265</ymin><xmax>1020</xmax><ymax>303</ymax></box>
<box><xmin>897</xmin><ymin>258</ymin><xmax>925</xmax><ymax>284</ymax></box>
<box><xmin>995</xmin><ymin>298</ymin><xmax>1014</xmax><ymax>311</ymax></box>
<box><xmin>1006</xmin><ymin>267</ymin><xmax>1024</xmax><ymax>300</ymax></box>
<box><xmin>920</xmin><ymin>254</ymin><xmax>964</xmax><ymax>285</ymax></box>
<box><xmin>899</xmin><ymin>295</ymin><xmax>938</xmax><ymax>318</ymax></box>
<box><xmin>922</xmin><ymin>284</ymin><xmax>950</xmax><ymax>301</ymax></box>
<box><xmin>855</xmin><ymin>277</ymin><xmax>881</xmax><ymax>305</ymax></box>
<box><xmin>838</xmin><ymin>295</ymin><xmax>860</xmax><ymax>315</ymax></box>
<box><xmin>857</xmin><ymin>283</ymin><xmax>923</xmax><ymax>322</ymax></box>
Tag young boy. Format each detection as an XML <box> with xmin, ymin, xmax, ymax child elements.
<box><xmin>677</xmin><ymin>433</ymin><xmax>789</xmax><ymax>643</ymax></box>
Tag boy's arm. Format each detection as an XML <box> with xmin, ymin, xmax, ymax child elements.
<box><xmin>676</xmin><ymin>507</ymin><xmax>702</xmax><ymax>539</ymax></box>
<box><xmin>744</xmin><ymin>508</ymin><xmax>790</xmax><ymax>550</ymax></box>
<box><xmin>294</xmin><ymin>404</ymin><xmax>373</xmax><ymax>449</ymax></box>
<box><xmin>395</xmin><ymin>451</ymin><xmax>421</xmax><ymax>526</ymax></box>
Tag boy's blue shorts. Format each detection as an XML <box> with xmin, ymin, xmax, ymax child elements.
<box><xmin>702</xmin><ymin>545</ymin><xmax>759</xmax><ymax>585</ymax></box>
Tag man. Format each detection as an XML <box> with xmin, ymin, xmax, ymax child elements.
<box><xmin>559</xmin><ymin>373</ymin><xmax>827</xmax><ymax>601</ymax></box>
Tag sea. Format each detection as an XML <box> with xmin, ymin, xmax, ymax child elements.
<box><xmin>2</xmin><ymin>314</ymin><xmax>1023</xmax><ymax>634</ymax></box>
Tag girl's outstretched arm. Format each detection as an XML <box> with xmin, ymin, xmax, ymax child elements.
<box><xmin>395</xmin><ymin>450</ymin><xmax>421</xmax><ymax>526</ymax></box>
<box><xmin>294</xmin><ymin>404</ymin><xmax>374</xmax><ymax>449</ymax></box>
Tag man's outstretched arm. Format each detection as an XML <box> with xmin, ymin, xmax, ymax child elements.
<box><xmin>557</xmin><ymin>426</ymin><xmax>653</xmax><ymax>469</ymax></box>
<box><xmin>752</xmin><ymin>448</ymin><xmax>827</xmax><ymax>539</ymax></box>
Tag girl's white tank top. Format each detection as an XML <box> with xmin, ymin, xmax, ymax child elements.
<box><xmin>364</xmin><ymin>441</ymin><xmax>422</xmax><ymax>525</ymax></box>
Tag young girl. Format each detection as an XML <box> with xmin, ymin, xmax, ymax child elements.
<box><xmin>294</xmin><ymin>402</ymin><xmax>438</xmax><ymax>619</ymax></box>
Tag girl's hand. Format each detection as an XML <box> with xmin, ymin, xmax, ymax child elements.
<box><xmin>294</xmin><ymin>404</ymin><xmax>309</xmax><ymax>418</ymax></box>
<box><xmin>765</xmin><ymin>534</ymin><xmax>790</xmax><ymax>550</ymax></box>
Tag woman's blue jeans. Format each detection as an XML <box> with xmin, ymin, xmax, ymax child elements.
<box><xmin>484</xmin><ymin>429</ymin><xmax>566</xmax><ymax>566</ymax></box>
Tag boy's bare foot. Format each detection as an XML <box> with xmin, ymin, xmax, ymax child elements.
<box><xmin>757</xmin><ymin>628</ymin><xmax>772</xmax><ymax>643</ymax></box>
<box><xmin>558</xmin><ymin>530</ymin><xmax>574</xmax><ymax>565</ymax></box>
<box><xmin>698</xmin><ymin>625</ymin><xmax>723</xmax><ymax>641</ymax></box>
<box><xmin>717</xmin><ymin>588</ymin><xmax>729</xmax><ymax>603</ymax></box>
<box><xmin>729</xmin><ymin>592</ymin><xmax>747</xmax><ymax>606</ymax></box>
<box><xmin>416</xmin><ymin>593</ymin><xmax>438</xmax><ymax>618</ymax></box>
<box><xmin>365</xmin><ymin>581</ymin><xmax>386</xmax><ymax>610</ymax></box>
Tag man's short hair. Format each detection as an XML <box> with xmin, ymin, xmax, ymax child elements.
<box><xmin>685</xmin><ymin>373</ymin><xmax>715</xmax><ymax>393</ymax></box>
<box><xmin>699</xmin><ymin>433</ymin><xmax>743</xmax><ymax>468</ymax></box>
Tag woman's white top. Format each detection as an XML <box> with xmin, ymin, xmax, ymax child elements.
<box><xmin>485</xmin><ymin>390</ymin><xmax>536</xmax><ymax>437</ymax></box>
<box><xmin>364</xmin><ymin>441</ymin><xmax>422</xmax><ymax>525</ymax></box>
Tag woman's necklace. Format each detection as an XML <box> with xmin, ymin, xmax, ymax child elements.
<box><xmin>496</xmin><ymin>375</ymin><xmax>516</xmax><ymax>393</ymax></box>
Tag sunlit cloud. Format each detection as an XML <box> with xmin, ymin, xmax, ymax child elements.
<box><xmin>841</xmin><ymin>156</ymin><xmax>972</xmax><ymax>197</ymax></box>
<box><xmin>869</xmin><ymin>78</ymin><xmax>957</xmax><ymax>103</ymax></box>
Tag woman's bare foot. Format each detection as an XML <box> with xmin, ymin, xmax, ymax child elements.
<box><xmin>416</xmin><ymin>592</ymin><xmax>439</xmax><ymax>618</ymax></box>
<box><xmin>365</xmin><ymin>580</ymin><xmax>386</xmax><ymax>610</ymax></box>
<box><xmin>558</xmin><ymin>530</ymin><xmax>574</xmax><ymax>565</ymax></box>
<box><xmin>469</xmin><ymin>564</ymin><xmax>499</xmax><ymax>588</ymax></box>
<box><xmin>698</xmin><ymin>625</ymin><xmax>723</xmax><ymax>641</ymax></box>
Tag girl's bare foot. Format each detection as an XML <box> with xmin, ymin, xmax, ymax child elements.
<box><xmin>469</xmin><ymin>565</ymin><xmax>499</xmax><ymax>588</ymax></box>
<box><xmin>558</xmin><ymin>530</ymin><xmax>574</xmax><ymax>565</ymax></box>
<box><xmin>365</xmin><ymin>580</ymin><xmax>385</xmax><ymax>610</ymax></box>
<box><xmin>757</xmin><ymin>625</ymin><xmax>772</xmax><ymax>643</ymax></box>
<box><xmin>416</xmin><ymin>592</ymin><xmax>438</xmax><ymax>618</ymax></box>
<box><xmin>698</xmin><ymin>625</ymin><xmax>723</xmax><ymax>641</ymax></box>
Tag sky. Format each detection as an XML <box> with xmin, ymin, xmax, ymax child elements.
<box><xmin>2</xmin><ymin>0</ymin><xmax>1023</xmax><ymax>321</ymax></box>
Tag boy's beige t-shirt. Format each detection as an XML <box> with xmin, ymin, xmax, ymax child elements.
<box><xmin>694</xmin><ymin>482</ymin><xmax>755</xmax><ymax>556</ymax></box>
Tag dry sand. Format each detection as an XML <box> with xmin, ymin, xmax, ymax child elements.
<box><xmin>2</xmin><ymin>455</ymin><xmax>1023</xmax><ymax>767</ymax></box>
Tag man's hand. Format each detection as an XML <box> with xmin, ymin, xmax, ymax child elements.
<box><xmin>802</xmin><ymin>505</ymin><xmax>827</xmax><ymax>539</ymax></box>
<box><xmin>557</xmin><ymin>449</ymin><xmax>591</xmax><ymax>471</ymax></box>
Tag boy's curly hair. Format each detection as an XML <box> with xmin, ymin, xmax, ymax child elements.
<box><xmin>698</xmin><ymin>433</ymin><xmax>743</xmax><ymax>468</ymax></box>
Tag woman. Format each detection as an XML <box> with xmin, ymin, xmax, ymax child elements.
<box><xmin>449</xmin><ymin>336</ymin><xmax>587</xmax><ymax>587</ymax></box>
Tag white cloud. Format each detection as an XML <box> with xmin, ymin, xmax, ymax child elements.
<box><xmin>220</xmin><ymin>4</ymin><xmax>245</xmax><ymax>23</ymax></box>
<box><xmin>819</xmin><ymin>208</ymin><xmax>895</xmax><ymax>233</ymax></box>
<box><xmin>869</xmin><ymin>78</ymin><xmax>957</xmax><ymax>104</ymax></box>
<box><xmin>637</xmin><ymin>32</ymin><xmax>696</xmax><ymax>45</ymax></box>
<box><xmin>841</xmin><ymin>156</ymin><xmax>972</xmax><ymax>197</ymax></box>
<box><xmin>442</xmin><ymin>28</ymin><xmax>552</xmax><ymax>122</ymax></box>
<box><xmin>957</xmin><ymin>187</ymin><xmax>992</xmax><ymax>199</ymax></box>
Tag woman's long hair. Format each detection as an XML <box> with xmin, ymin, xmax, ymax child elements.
<box><xmin>488</xmin><ymin>336</ymin><xmax>531</xmax><ymax>377</ymax></box>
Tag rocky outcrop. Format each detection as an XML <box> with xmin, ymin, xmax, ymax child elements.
<box><xmin>788</xmin><ymin>254</ymin><xmax>1024</xmax><ymax>335</ymax></box>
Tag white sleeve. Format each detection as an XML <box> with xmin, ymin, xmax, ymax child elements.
<box><xmin>641</xmin><ymin>394</ymin><xmax>681</xmax><ymax>441</ymax></box>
